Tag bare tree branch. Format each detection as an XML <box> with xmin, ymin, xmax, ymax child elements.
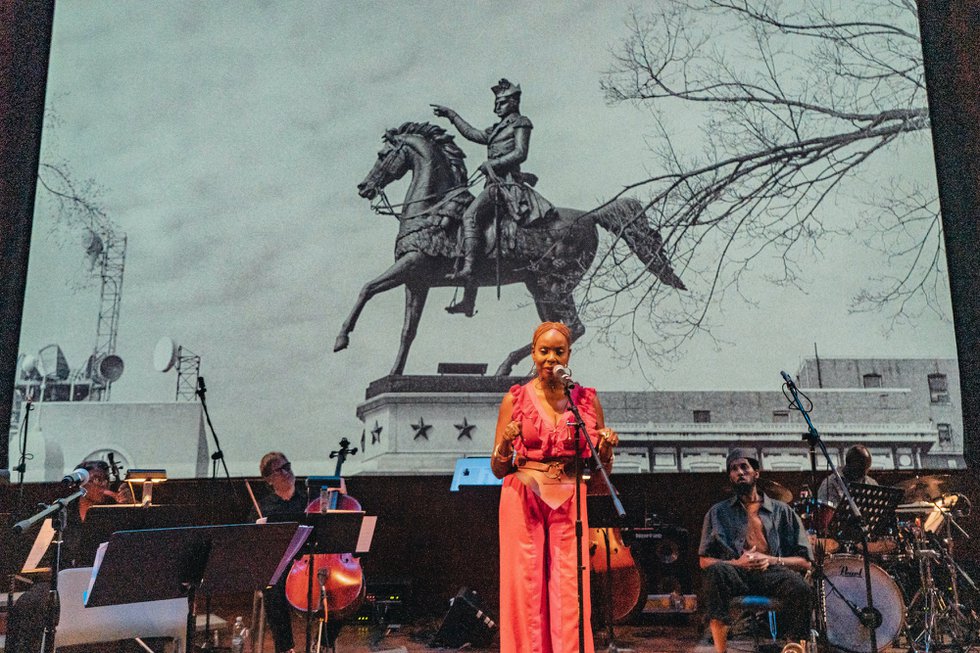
<box><xmin>584</xmin><ymin>0</ymin><xmax>941</xmax><ymax>367</ymax></box>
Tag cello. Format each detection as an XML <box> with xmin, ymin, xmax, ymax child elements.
<box><xmin>588</xmin><ymin>480</ymin><xmax>644</xmax><ymax>624</ymax></box>
<box><xmin>284</xmin><ymin>438</ymin><xmax>366</xmax><ymax>622</ymax></box>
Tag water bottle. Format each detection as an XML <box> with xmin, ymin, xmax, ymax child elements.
<box><xmin>320</xmin><ymin>486</ymin><xmax>330</xmax><ymax>514</ymax></box>
<box><xmin>230</xmin><ymin>616</ymin><xmax>244</xmax><ymax>653</ymax></box>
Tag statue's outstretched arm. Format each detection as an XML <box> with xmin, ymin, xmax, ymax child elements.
<box><xmin>431</xmin><ymin>104</ymin><xmax>488</xmax><ymax>144</ymax></box>
<box><xmin>486</xmin><ymin>126</ymin><xmax>530</xmax><ymax>174</ymax></box>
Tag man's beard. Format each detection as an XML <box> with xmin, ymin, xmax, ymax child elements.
<box><xmin>733</xmin><ymin>479</ymin><xmax>756</xmax><ymax>496</ymax></box>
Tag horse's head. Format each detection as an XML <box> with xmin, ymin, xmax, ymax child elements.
<box><xmin>357</xmin><ymin>122</ymin><xmax>468</xmax><ymax>204</ymax></box>
<box><xmin>357</xmin><ymin>131</ymin><xmax>412</xmax><ymax>200</ymax></box>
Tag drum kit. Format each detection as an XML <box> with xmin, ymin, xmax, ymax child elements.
<box><xmin>791</xmin><ymin>475</ymin><xmax>979</xmax><ymax>652</ymax></box>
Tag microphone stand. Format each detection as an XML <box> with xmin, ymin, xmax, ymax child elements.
<box><xmin>195</xmin><ymin>377</ymin><xmax>239</xmax><ymax>500</ymax></box>
<box><xmin>564</xmin><ymin>383</ymin><xmax>625</xmax><ymax>653</ymax></box>
<box><xmin>803</xmin><ymin>434</ymin><xmax>830</xmax><ymax>653</ymax></box>
<box><xmin>13</xmin><ymin>486</ymin><xmax>88</xmax><ymax>653</ymax></box>
<box><xmin>781</xmin><ymin>372</ymin><xmax>878</xmax><ymax>653</ymax></box>
<box><xmin>8</xmin><ymin>393</ymin><xmax>34</xmax><ymax>620</ymax></box>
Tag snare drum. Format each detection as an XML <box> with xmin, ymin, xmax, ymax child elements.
<box><xmin>820</xmin><ymin>554</ymin><xmax>905</xmax><ymax>653</ymax></box>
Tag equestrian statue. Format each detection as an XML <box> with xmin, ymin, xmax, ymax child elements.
<box><xmin>334</xmin><ymin>78</ymin><xmax>685</xmax><ymax>376</ymax></box>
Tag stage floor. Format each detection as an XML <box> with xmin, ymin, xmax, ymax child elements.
<box><xmin>280</xmin><ymin>619</ymin><xmax>917</xmax><ymax>653</ymax></box>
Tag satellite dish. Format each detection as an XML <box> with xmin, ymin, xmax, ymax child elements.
<box><xmin>20</xmin><ymin>354</ymin><xmax>38</xmax><ymax>377</ymax></box>
<box><xmin>98</xmin><ymin>354</ymin><xmax>125</xmax><ymax>383</ymax></box>
<box><xmin>153</xmin><ymin>337</ymin><xmax>177</xmax><ymax>373</ymax></box>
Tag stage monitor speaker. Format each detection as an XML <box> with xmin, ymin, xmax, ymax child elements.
<box><xmin>431</xmin><ymin>587</ymin><xmax>496</xmax><ymax>648</ymax></box>
<box><xmin>628</xmin><ymin>525</ymin><xmax>692</xmax><ymax>594</ymax></box>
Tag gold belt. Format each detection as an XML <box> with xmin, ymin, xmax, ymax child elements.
<box><xmin>517</xmin><ymin>459</ymin><xmax>576</xmax><ymax>480</ymax></box>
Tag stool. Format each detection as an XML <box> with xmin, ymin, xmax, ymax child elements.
<box><xmin>729</xmin><ymin>596</ymin><xmax>781</xmax><ymax>653</ymax></box>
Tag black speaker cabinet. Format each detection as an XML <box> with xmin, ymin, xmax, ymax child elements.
<box><xmin>627</xmin><ymin>525</ymin><xmax>692</xmax><ymax>594</ymax></box>
<box><xmin>431</xmin><ymin>587</ymin><xmax>497</xmax><ymax>648</ymax></box>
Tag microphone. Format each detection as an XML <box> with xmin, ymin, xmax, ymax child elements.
<box><xmin>780</xmin><ymin>371</ymin><xmax>797</xmax><ymax>389</ymax></box>
<box><xmin>554</xmin><ymin>365</ymin><xmax>575</xmax><ymax>388</ymax></box>
<box><xmin>62</xmin><ymin>468</ymin><xmax>91</xmax><ymax>487</ymax></box>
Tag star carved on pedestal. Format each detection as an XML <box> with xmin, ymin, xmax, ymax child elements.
<box><xmin>371</xmin><ymin>421</ymin><xmax>383</xmax><ymax>444</ymax></box>
<box><xmin>454</xmin><ymin>417</ymin><xmax>477</xmax><ymax>440</ymax></box>
<box><xmin>411</xmin><ymin>417</ymin><xmax>432</xmax><ymax>441</ymax></box>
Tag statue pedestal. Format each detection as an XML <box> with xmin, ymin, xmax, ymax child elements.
<box><xmin>351</xmin><ymin>374</ymin><xmax>524</xmax><ymax>475</ymax></box>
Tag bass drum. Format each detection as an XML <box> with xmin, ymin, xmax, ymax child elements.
<box><xmin>821</xmin><ymin>554</ymin><xmax>905</xmax><ymax>653</ymax></box>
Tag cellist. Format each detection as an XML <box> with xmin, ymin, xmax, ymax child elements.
<box><xmin>250</xmin><ymin>451</ymin><xmax>307</xmax><ymax>653</ymax></box>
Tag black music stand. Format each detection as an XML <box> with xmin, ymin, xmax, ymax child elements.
<box><xmin>84</xmin><ymin>522</ymin><xmax>307</xmax><ymax>651</ymax></box>
<box><xmin>587</xmin><ymin>495</ymin><xmax>629</xmax><ymax>653</ymax></box>
<box><xmin>293</xmin><ymin>510</ymin><xmax>369</xmax><ymax>653</ymax></box>
<box><xmin>76</xmin><ymin>504</ymin><xmax>206</xmax><ymax>567</ymax></box>
<box><xmin>827</xmin><ymin>483</ymin><xmax>903</xmax><ymax>543</ymax></box>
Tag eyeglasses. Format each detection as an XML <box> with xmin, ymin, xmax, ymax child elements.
<box><xmin>265</xmin><ymin>461</ymin><xmax>292</xmax><ymax>478</ymax></box>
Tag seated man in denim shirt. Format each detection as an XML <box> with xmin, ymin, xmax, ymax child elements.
<box><xmin>699</xmin><ymin>448</ymin><xmax>814</xmax><ymax>653</ymax></box>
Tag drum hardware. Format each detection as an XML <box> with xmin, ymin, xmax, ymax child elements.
<box><xmin>898</xmin><ymin>495</ymin><xmax>978</xmax><ymax>653</ymax></box>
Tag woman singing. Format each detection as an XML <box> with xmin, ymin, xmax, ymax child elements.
<box><xmin>492</xmin><ymin>321</ymin><xmax>619</xmax><ymax>653</ymax></box>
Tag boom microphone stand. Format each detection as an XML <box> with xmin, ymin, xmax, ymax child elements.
<box><xmin>195</xmin><ymin>376</ymin><xmax>239</xmax><ymax>500</ymax></box>
<box><xmin>780</xmin><ymin>371</ymin><xmax>878</xmax><ymax>653</ymax></box>
<box><xmin>563</xmin><ymin>378</ymin><xmax>625</xmax><ymax>653</ymax></box>
<box><xmin>12</xmin><ymin>484</ymin><xmax>88</xmax><ymax>653</ymax></box>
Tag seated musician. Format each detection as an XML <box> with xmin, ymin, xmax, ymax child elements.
<box><xmin>249</xmin><ymin>451</ymin><xmax>307</xmax><ymax>653</ymax></box>
<box><xmin>5</xmin><ymin>459</ymin><xmax>134</xmax><ymax>653</ymax></box>
<box><xmin>699</xmin><ymin>449</ymin><xmax>813</xmax><ymax>653</ymax></box>
<box><xmin>816</xmin><ymin>445</ymin><xmax>894</xmax><ymax>555</ymax></box>
<box><xmin>817</xmin><ymin>444</ymin><xmax>877</xmax><ymax>506</ymax></box>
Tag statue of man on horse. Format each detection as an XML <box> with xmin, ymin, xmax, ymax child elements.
<box><xmin>340</xmin><ymin>79</ymin><xmax>685</xmax><ymax>378</ymax></box>
<box><xmin>431</xmin><ymin>78</ymin><xmax>557</xmax><ymax>317</ymax></box>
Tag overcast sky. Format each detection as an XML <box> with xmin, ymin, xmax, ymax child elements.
<box><xmin>17</xmin><ymin>1</ymin><xmax>954</xmax><ymax>473</ymax></box>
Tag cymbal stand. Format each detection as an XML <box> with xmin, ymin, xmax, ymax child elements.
<box><xmin>904</xmin><ymin>514</ymin><xmax>978</xmax><ymax>653</ymax></box>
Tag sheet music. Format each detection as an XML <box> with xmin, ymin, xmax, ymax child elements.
<box><xmin>83</xmin><ymin>542</ymin><xmax>109</xmax><ymax>606</ymax></box>
<box><xmin>21</xmin><ymin>518</ymin><xmax>55</xmax><ymax>572</ymax></box>
<box><xmin>269</xmin><ymin>524</ymin><xmax>312</xmax><ymax>586</ymax></box>
<box><xmin>356</xmin><ymin>516</ymin><xmax>377</xmax><ymax>553</ymax></box>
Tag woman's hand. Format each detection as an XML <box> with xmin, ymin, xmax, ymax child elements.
<box><xmin>502</xmin><ymin>420</ymin><xmax>522</xmax><ymax>444</ymax></box>
<box><xmin>597</xmin><ymin>427</ymin><xmax>618</xmax><ymax>447</ymax></box>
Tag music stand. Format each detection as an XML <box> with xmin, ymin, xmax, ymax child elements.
<box><xmin>293</xmin><ymin>510</ymin><xmax>370</xmax><ymax>653</ymax></box>
<box><xmin>587</xmin><ymin>494</ymin><xmax>629</xmax><ymax>653</ymax></box>
<box><xmin>84</xmin><ymin>522</ymin><xmax>307</xmax><ymax>650</ymax></box>
<box><xmin>76</xmin><ymin>504</ymin><xmax>205</xmax><ymax>566</ymax></box>
<box><xmin>827</xmin><ymin>483</ymin><xmax>903</xmax><ymax>543</ymax></box>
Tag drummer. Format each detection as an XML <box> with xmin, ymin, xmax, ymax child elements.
<box><xmin>816</xmin><ymin>445</ymin><xmax>899</xmax><ymax>555</ymax></box>
<box><xmin>250</xmin><ymin>452</ymin><xmax>307</xmax><ymax>653</ymax></box>
<box><xmin>817</xmin><ymin>444</ymin><xmax>877</xmax><ymax>506</ymax></box>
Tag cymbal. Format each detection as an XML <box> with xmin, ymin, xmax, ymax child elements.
<box><xmin>893</xmin><ymin>475</ymin><xmax>949</xmax><ymax>501</ymax></box>
<box><xmin>759</xmin><ymin>478</ymin><xmax>794</xmax><ymax>503</ymax></box>
<box><xmin>896</xmin><ymin>501</ymin><xmax>936</xmax><ymax>514</ymax></box>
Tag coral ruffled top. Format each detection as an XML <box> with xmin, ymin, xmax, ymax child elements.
<box><xmin>509</xmin><ymin>381</ymin><xmax>600</xmax><ymax>460</ymax></box>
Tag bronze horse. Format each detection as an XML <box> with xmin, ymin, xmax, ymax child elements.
<box><xmin>335</xmin><ymin>122</ymin><xmax>684</xmax><ymax>376</ymax></box>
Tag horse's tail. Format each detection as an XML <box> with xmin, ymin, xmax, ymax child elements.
<box><xmin>594</xmin><ymin>198</ymin><xmax>686</xmax><ymax>290</ymax></box>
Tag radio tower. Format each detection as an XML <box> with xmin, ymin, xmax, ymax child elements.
<box><xmin>85</xmin><ymin>228</ymin><xmax>126</xmax><ymax>400</ymax></box>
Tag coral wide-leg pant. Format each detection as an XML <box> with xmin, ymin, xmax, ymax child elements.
<box><xmin>498</xmin><ymin>474</ymin><xmax>594</xmax><ymax>653</ymax></box>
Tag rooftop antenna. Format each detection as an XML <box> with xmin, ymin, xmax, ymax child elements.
<box><xmin>153</xmin><ymin>336</ymin><xmax>201</xmax><ymax>401</ymax></box>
